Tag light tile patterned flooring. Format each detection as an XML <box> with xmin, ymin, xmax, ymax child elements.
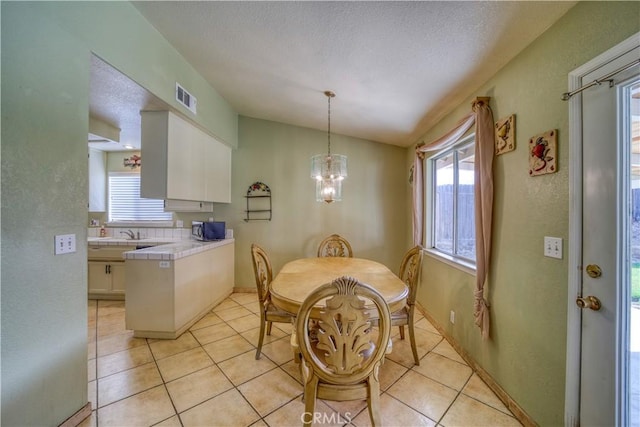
<box><xmin>83</xmin><ymin>294</ymin><xmax>522</xmax><ymax>426</ymax></box>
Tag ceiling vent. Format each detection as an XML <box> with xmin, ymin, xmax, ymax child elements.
<box><xmin>176</xmin><ymin>83</ymin><xmax>197</xmax><ymax>114</ymax></box>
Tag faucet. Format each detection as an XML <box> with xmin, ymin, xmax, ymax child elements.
<box><xmin>120</xmin><ymin>229</ymin><xmax>138</xmax><ymax>240</ymax></box>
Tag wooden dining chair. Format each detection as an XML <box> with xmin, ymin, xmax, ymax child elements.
<box><xmin>296</xmin><ymin>276</ymin><xmax>391</xmax><ymax>427</ymax></box>
<box><xmin>391</xmin><ymin>245</ymin><xmax>423</xmax><ymax>365</ymax></box>
<box><xmin>317</xmin><ymin>234</ymin><xmax>353</xmax><ymax>258</ymax></box>
<box><xmin>250</xmin><ymin>243</ymin><xmax>294</xmax><ymax>359</ymax></box>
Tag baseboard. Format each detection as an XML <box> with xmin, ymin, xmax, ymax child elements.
<box><xmin>233</xmin><ymin>287</ymin><xmax>256</xmax><ymax>293</ymax></box>
<box><xmin>416</xmin><ymin>304</ymin><xmax>537</xmax><ymax>427</ymax></box>
<box><xmin>59</xmin><ymin>402</ymin><xmax>91</xmax><ymax>427</ymax></box>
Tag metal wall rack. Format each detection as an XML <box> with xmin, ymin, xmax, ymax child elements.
<box><xmin>244</xmin><ymin>181</ymin><xmax>272</xmax><ymax>222</ymax></box>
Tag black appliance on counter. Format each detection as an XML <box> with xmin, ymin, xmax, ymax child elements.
<box><xmin>191</xmin><ymin>221</ymin><xmax>226</xmax><ymax>241</ymax></box>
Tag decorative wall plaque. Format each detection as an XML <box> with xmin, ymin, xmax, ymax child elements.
<box><xmin>495</xmin><ymin>114</ymin><xmax>515</xmax><ymax>155</ymax></box>
<box><xmin>123</xmin><ymin>154</ymin><xmax>141</xmax><ymax>169</ymax></box>
<box><xmin>528</xmin><ymin>129</ymin><xmax>557</xmax><ymax>176</ymax></box>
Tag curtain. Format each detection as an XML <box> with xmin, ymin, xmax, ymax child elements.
<box><xmin>412</xmin><ymin>97</ymin><xmax>494</xmax><ymax>339</ymax></box>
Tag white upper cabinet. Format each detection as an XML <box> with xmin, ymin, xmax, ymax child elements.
<box><xmin>88</xmin><ymin>147</ymin><xmax>106</xmax><ymax>212</ymax></box>
<box><xmin>141</xmin><ymin>111</ymin><xmax>231</xmax><ymax>203</ymax></box>
<box><xmin>205</xmin><ymin>131</ymin><xmax>232</xmax><ymax>203</ymax></box>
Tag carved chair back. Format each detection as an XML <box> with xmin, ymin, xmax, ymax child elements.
<box><xmin>399</xmin><ymin>246</ymin><xmax>422</xmax><ymax>306</ymax></box>
<box><xmin>317</xmin><ymin>234</ymin><xmax>354</xmax><ymax>258</ymax></box>
<box><xmin>296</xmin><ymin>276</ymin><xmax>391</xmax><ymax>386</ymax></box>
<box><xmin>251</xmin><ymin>243</ymin><xmax>273</xmax><ymax>304</ymax></box>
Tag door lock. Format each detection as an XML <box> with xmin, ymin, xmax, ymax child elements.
<box><xmin>576</xmin><ymin>295</ymin><xmax>602</xmax><ymax>311</ymax></box>
<box><xmin>585</xmin><ymin>264</ymin><xmax>602</xmax><ymax>278</ymax></box>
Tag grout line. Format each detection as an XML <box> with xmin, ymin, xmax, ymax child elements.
<box><xmin>146</xmin><ymin>336</ymin><xmax>183</xmax><ymax>424</ymax></box>
<box><xmin>90</xmin><ymin>295</ymin><xmax>518</xmax><ymax>427</ymax></box>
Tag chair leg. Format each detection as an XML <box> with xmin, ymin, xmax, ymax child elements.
<box><xmin>256</xmin><ymin>313</ymin><xmax>266</xmax><ymax>360</ymax></box>
<box><xmin>367</xmin><ymin>376</ymin><xmax>382</xmax><ymax>427</ymax></box>
<box><xmin>302</xmin><ymin>375</ymin><xmax>319</xmax><ymax>427</ymax></box>
<box><xmin>266</xmin><ymin>320</ymin><xmax>273</xmax><ymax>335</ymax></box>
<box><xmin>399</xmin><ymin>325</ymin><xmax>405</xmax><ymax>340</ymax></box>
<box><xmin>408</xmin><ymin>315</ymin><xmax>419</xmax><ymax>366</ymax></box>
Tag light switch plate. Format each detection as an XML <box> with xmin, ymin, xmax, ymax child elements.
<box><xmin>54</xmin><ymin>234</ymin><xmax>76</xmax><ymax>255</ymax></box>
<box><xmin>544</xmin><ymin>236</ymin><xmax>562</xmax><ymax>259</ymax></box>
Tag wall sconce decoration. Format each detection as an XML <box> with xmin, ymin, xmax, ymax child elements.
<box><xmin>123</xmin><ymin>154</ymin><xmax>141</xmax><ymax>169</ymax></box>
<box><xmin>495</xmin><ymin>114</ymin><xmax>515</xmax><ymax>155</ymax></box>
<box><xmin>529</xmin><ymin>129</ymin><xmax>557</xmax><ymax>176</ymax></box>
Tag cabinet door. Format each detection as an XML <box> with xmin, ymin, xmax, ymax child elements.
<box><xmin>204</xmin><ymin>137</ymin><xmax>232</xmax><ymax>203</ymax></box>
<box><xmin>88</xmin><ymin>261</ymin><xmax>111</xmax><ymax>293</ymax></box>
<box><xmin>166</xmin><ymin>113</ymin><xmax>206</xmax><ymax>201</ymax></box>
<box><xmin>110</xmin><ymin>263</ymin><xmax>126</xmax><ymax>294</ymax></box>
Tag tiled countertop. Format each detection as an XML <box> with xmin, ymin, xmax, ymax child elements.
<box><xmin>88</xmin><ymin>237</ymin><xmax>185</xmax><ymax>246</ymax></box>
<box><xmin>88</xmin><ymin>236</ymin><xmax>234</xmax><ymax>261</ymax></box>
<box><xmin>123</xmin><ymin>239</ymin><xmax>234</xmax><ymax>261</ymax></box>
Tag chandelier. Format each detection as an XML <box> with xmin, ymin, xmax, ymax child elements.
<box><xmin>310</xmin><ymin>91</ymin><xmax>347</xmax><ymax>203</ymax></box>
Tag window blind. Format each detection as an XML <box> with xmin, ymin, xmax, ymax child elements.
<box><xmin>108</xmin><ymin>173</ymin><xmax>172</xmax><ymax>222</ymax></box>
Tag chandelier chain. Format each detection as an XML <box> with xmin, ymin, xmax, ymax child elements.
<box><xmin>327</xmin><ymin>93</ymin><xmax>331</xmax><ymax>156</ymax></box>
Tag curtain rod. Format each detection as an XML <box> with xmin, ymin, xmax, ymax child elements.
<box><xmin>561</xmin><ymin>58</ymin><xmax>640</xmax><ymax>101</ymax></box>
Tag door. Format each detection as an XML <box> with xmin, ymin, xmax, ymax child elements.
<box><xmin>110</xmin><ymin>262</ymin><xmax>126</xmax><ymax>294</ymax></box>
<box><xmin>579</xmin><ymin>46</ymin><xmax>639</xmax><ymax>426</ymax></box>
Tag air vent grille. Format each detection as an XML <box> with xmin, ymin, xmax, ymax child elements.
<box><xmin>176</xmin><ymin>83</ymin><xmax>197</xmax><ymax>114</ymax></box>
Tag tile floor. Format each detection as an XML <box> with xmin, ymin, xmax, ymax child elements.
<box><xmin>83</xmin><ymin>294</ymin><xmax>522</xmax><ymax>427</ymax></box>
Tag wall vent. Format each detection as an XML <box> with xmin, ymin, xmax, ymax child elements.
<box><xmin>176</xmin><ymin>83</ymin><xmax>197</xmax><ymax>114</ymax></box>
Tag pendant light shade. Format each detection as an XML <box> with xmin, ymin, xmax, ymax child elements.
<box><xmin>310</xmin><ymin>91</ymin><xmax>347</xmax><ymax>203</ymax></box>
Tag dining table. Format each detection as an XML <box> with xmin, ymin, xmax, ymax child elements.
<box><xmin>270</xmin><ymin>256</ymin><xmax>409</xmax><ymax>317</ymax></box>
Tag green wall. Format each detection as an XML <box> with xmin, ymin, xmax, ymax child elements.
<box><xmin>215</xmin><ymin>116</ymin><xmax>409</xmax><ymax>290</ymax></box>
<box><xmin>410</xmin><ymin>2</ymin><xmax>639</xmax><ymax>425</ymax></box>
<box><xmin>4</xmin><ymin>1</ymin><xmax>637</xmax><ymax>425</ymax></box>
<box><xmin>1</xmin><ymin>2</ymin><xmax>236</xmax><ymax>425</ymax></box>
<box><xmin>1</xmin><ymin>6</ymin><xmax>91</xmax><ymax>425</ymax></box>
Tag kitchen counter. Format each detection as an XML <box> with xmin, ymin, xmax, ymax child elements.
<box><xmin>123</xmin><ymin>239</ymin><xmax>234</xmax><ymax>261</ymax></box>
<box><xmin>88</xmin><ymin>237</ymin><xmax>184</xmax><ymax>246</ymax></box>
<box><xmin>125</xmin><ymin>240</ymin><xmax>235</xmax><ymax>339</ymax></box>
<box><xmin>88</xmin><ymin>234</ymin><xmax>234</xmax><ymax>261</ymax></box>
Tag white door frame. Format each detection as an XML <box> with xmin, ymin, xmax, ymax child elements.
<box><xmin>565</xmin><ymin>32</ymin><xmax>640</xmax><ymax>426</ymax></box>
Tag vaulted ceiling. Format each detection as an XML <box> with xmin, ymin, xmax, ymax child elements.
<box><xmin>90</xmin><ymin>1</ymin><xmax>577</xmax><ymax>150</ymax></box>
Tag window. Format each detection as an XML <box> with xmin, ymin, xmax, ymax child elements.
<box><xmin>428</xmin><ymin>136</ymin><xmax>475</xmax><ymax>264</ymax></box>
<box><xmin>108</xmin><ymin>173</ymin><xmax>172</xmax><ymax>222</ymax></box>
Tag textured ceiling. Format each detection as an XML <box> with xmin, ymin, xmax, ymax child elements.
<box><xmin>91</xmin><ymin>1</ymin><xmax>576</xmax><ymax>150</ymax></box>
<box><xmin>89</xmin><ymin>55</ymin><xmax>169</xmax><ymax>151</ymax></box>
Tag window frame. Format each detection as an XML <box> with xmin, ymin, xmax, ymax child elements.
<box><xmin>107</xmin><ymin>172</ymin><xmax>173</xmax><ymax>226</ymax></box>
<box><xmin>424</xmin><ymin>134</ymin><xmax>477</xmax><ymax>274</ymax></box>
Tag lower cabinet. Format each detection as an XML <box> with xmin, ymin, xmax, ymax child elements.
<box><xmin>88</xmin><ymin>245</ymin><xmax>134</xmax><ymax>299</ymax></box>
<box><xmin>88</xmin><ymin>261</ymin><xmax>126</xmax><ymax>298</ymax></box>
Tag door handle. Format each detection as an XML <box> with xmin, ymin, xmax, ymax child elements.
<box><xmin>586</xmin><ymin>264</ymin><xmax>602</xmax><ymax>278</ymax></box>
<box><xmin>576</xmin><ymin>295</ymin><xmax>601</xmax><ymax>311</ymax></box>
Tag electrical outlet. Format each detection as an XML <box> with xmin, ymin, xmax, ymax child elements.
<box><xmin>54</xmin><ymin>234</ymin><xmax>76</xmax><ymax>255</ymax></box>
<box><xmin>544</xmin><ymin>236</ymin><xmax>563</xmax><ymax>259</ymax></box>
<box><xmin>450</xmin><ymin>310</ymin><xmax>455</xmax><ymax>324</ymax></box>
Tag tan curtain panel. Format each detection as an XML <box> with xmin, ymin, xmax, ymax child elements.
<box><xmin>412</xmin><ymin>97</ymin><xmax>494</xmax><ymax>339</ymax></box>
